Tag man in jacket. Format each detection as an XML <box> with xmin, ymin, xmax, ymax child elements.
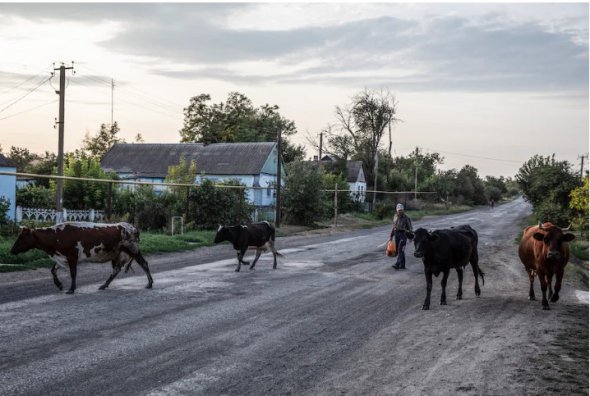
<box><xmin>389</xmin><ymin>203</ymin><xmax>413</xmax><ymax>270</ymax></box>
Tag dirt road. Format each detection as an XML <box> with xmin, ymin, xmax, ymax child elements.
<box><xmin>0</xmin><ymin>197</ymin><xmax>587</xmax><ymax>395</ymax></box>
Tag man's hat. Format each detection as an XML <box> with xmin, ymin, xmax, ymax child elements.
<box><xmin>396</xmin><ymin>203</ymin><xmax>404</xmax><ymax>211</ymax></box>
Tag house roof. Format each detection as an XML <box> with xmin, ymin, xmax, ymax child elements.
<box><xmin>101</xmin><ymin>142</ymin><xmax>278</xmax><ymax>178</ymax></box>
<box><xmin>0</xmin><ymin>153</ymin><xmax>16</xmax><ymax>168</ymax></box>
<box><xmin>346</xmin><ymin>161</ymin><xmax>365</xmax><ymax>183</ymax></box>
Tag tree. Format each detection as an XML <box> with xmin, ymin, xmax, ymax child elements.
<box><xmin>282</xmin><ymin>162</ymin><xmax>327</xmax><ymax>225</ymax></box>
<box><xmin>388</xmin><ymin>148</ymin><xmax>444</xmax><ymax>197</ymax></box>
<box><xmin>329</xmin><ymin>89</ymin><xmax>398</xmax><ymax>203</ymax></box>
<box><xmin>165</xmin><ymin>155</ymin><xmax>197</xmax><ymax>212</ymax></box>
<box><xmin>61</xmin><ymin>153</ymin><xmax>118</xmax><ymax>210</ymax></box>
<box><xmin>7</xmin><ymin>146</ymin><xmax>39</xmax><ymax>172</ymax></box>
<box><xmin>82</xmin><ymin>122</ymin><xmax>123</xmax><ymax>158</ymax></box>
<box><xmin>516</xmin><ymin>155</ymin><xmax>579</xmax><ymax>209</ymax></box>
<box><xmin>179</xmin><ymin>92</ymin><xmax>305</xmax><ymax>163</ymax></box>
<box><xmin>569</xmin><ymin>176</ymin><xmax>589</xmax><ymax>233</ymax></box>
<box><xmin>456</xmin><ymin>165</ymin><xmax>487</xmax><ymax>205</ymax></box>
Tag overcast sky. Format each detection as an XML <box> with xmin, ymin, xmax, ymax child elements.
<box><xmin>0</xmin><ymin>2</ymin><xmax>587</xmax><ymax>177</ymax></box>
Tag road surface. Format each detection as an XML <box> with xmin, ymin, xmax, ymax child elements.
<box><xmin>0</xmin><ymin>197</ymin><xmax>587</xmax><ymax>395</ymax></box>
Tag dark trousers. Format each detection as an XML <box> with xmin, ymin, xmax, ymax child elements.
<box><xmin>395</xmin><ymin>231</ymin><xmax>407</xmax><ymax>268</ymax></box>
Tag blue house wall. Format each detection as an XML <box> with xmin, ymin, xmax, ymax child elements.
<box><xmin>0</xmin><ymin>166</ymin><xmax>17</xmax><ymax>221</ymax></box>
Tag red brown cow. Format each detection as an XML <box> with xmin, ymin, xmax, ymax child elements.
<box><xmin>10</xmin><ymin>222</ymin><xmax>153</xmax><ymax>294</ymax></box>
<box><xmin>518</xmin><ymin>222</ymin><xmax>575</xmax><ymax>310</ymax></box>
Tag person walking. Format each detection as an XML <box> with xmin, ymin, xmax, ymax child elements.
<box><xmin>389</xmin><ymin>203</ymin><xmax>413</xmax><ymax>270</ymax></box>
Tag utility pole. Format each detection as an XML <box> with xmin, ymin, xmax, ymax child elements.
<box><xmin>54</xmin><ymin>62</ymin><xmax>74</xmax><ymax>219</ymax></box>
<box><xmin>275</xmin><ymin>128</ymin><xmax>282</xmax><ymax>228</ymax></box>
<box><xmin>578</xmin><ymin>154</ymin><xmax>588</xmax><ymax>180</ymax></box>
<box><xmin>414</xmin><ymin>162</ymin><xmax>418</xmax><ymax>200</ymax></box>
<box><xmin>319</xmin><ymin>131</ymin><xmax>323</xmax><ymax>162</ymax></box>
<box><xmin>372</xmin><ymin>150</ymin><xmax>378</xmax><ymax>209</ymax></box>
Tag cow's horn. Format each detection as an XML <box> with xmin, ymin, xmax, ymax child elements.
<box><xmin>562</xmin><ymin>223</ymin><xmax>572</xmax><ymax>231</ymax></box>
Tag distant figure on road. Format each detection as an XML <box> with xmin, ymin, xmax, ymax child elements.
<box><xmin>489</xmin><ymin>199</ymin><xmax>495</xmax><ymax>209</ymax></box>
<box><xmin>389</xmin><ymin>203</ymin><xmax>413</xmax><ymax>270</ymax></box>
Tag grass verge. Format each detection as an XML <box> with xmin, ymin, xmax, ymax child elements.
<box><xmin>0</xmin><ymin>230</ymin><xmax>217</xmax><ymax>273</ymax></box>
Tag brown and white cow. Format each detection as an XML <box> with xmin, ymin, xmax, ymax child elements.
<box><xmin>518</xmin><ymin>222</ymin><xmax>575</xmax><ymax>310</ymax></box>
<box><xmin>10</xmin><ymin>222</ymin><xmax>153</xmax><ymax>294</ymax></box>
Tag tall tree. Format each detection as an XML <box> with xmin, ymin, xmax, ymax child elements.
<box><xmin>179</xmin><ymin>92</ymin><xmax>305</xmax><ymax>163</ymax></box>
<box><xmin>82</xmin><ymin>122</ymin><xmax>123</xmax><ymax>158</ymax></box>
<box><xmin>329</xmin><ymin>89</ymin><xmax>398</xmax><ymax>201</ymax></box>
<box><xmin>7</xmin><ymin>146</ymin><xmax>39</xmax><ymax>172</ymax></box>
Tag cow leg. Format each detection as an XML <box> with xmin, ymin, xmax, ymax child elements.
<box><xmin>538</xmin><ymin>271</ymin><xmax>550</xmax><ymax>310</ymax></box>
<box><xmin>550</xmin><ymin>269</ymin><xmax>563</xmax><ymax>303</ymax></box>
<box><xmin>470</xmin><ymin>253</ymin><xmax>481</xmax><ymax>296</ymax></box>
<box><xmin>456</xmin><ymin>267</ymin><xmax>463</xmax><ymax>300</ymax></box>
<box><xmin>440</xmin><ymin>269</ymin><xmax>450</xmax><ymax>305</ymax></box>
<box><xmin>423</xmin><ymin>269</ymin><xmax>433</xmax><ymax>310</ymax></box>
<box><xmin>547</xmin><ymin>272</ymin><xmax>554</xmax><ymax>301</ymax></box>
<box><xmin>50</xmin><ymin>263</ymin><xmax>63</xmax><ymax>291</ymax></box>
<box><xmin>134</xmin><ymin>253</ymin><xmax>153</xmax><ymax>289</ymax></box>
<box><xmin>527</xmin><ymin>269</ymin><xmax>536</xmax><ymax>300</ymax></box>
<box><xmin>99</xmin><ymin>259</ymin><xmax>123</xmax><ymax>290</ymax></box>
<box><xmin>65</xmin><ymin>257</ymin><xmax>78</xmax><ymax>294</ymax></box>
<box><xmin>236</xmin><ymin>249</ymin><xmax>249</xmax><ymax>272</ymax></box>
<box><xmin>249</xmin><ymin>249</ymin><xmax>262</xmax><ymax>270</ymax></box>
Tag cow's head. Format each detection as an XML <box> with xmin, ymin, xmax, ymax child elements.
<box><xmin>10</xmin><ymin>227</ymin><xmax>36</xmax><ymax>255</ymax></box>
<box><xmin>214</xmin><ymin>225</ymin><xmax>227</xmax><ymax>244</ymax></box>
<box><xmin>533</xmin><ymin>222</ymin><xmax>575</xmax><ymax>260</ymax></box>
<box><xmin>407</xmin><ymin>228</ymin><xmax>438</xmax><ymax>258</ymax></box>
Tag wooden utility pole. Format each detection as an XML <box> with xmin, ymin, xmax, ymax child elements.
<box><xmin>275</xmin><ymin>129</ymin><xmax>282</xmax><ymax>227</ymax></box>
<box><xmin>319</xmin><ymin>131</ymin><xmax>323</xmax><ymax>162</ymax></box>
<box><xmin>54</xmin><ymin>62</ymin><xmax>74</xmax><ymax>218</ymax></box>
<box><xmin>578</xmin><ymin>154</ymin><xmax>588</xmax><ymax>180</ymax></box>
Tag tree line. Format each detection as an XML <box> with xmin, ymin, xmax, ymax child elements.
<box><xmin>1</xmin><ymin>89</ymin><xmax>586</xmax><ymax>230</ymax></box>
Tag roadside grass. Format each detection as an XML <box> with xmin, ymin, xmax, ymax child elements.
<box><xmin>0</xmin><ymin>230</ymin><xmax>217</xmax><ymax>273</ymax></box>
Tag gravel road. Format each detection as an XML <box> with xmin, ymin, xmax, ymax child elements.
<box><xmin>0</xmin><ymin>197</ymin><xmax>587</xmax><ymax>395</ymax></box>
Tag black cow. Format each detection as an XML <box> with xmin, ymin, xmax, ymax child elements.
<box><xmin>214</xmin><ymin>221</ymin><xmax>283</xmax><ymax>272</ymax></box>
<box><xmin>406</xmin><ymin>225</ymin><xmax>484</xmax><ymax>310</ymax></box>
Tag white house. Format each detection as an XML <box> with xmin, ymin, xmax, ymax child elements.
<box><xmin>0</xmin><ymin>154</ymin><xmax>17</xmax><ymax>221</ymax></box>
<box><xmin>100</xmin><ymin>142</ymin><xmax>286</xmax><ymax>208</ymax></box>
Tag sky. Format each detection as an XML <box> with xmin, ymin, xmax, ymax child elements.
<box><xmin>0</xmin><ymin>2</ymin><xmax>588</xmax><ymax>178</ymax></box>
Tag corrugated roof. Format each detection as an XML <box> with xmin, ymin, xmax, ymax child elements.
<box><xmin>100</xmin><ymin>142</ymin><xmax>277</xmax><ymax>177</ymax></box>
<box><xmin>0</xmin><ymin>153</ymin><xmax>16</xmax><ymax>168</ymax></box>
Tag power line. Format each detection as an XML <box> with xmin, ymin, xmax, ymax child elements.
<box><xmin>0</xmin><ymin>75</ymin><xmax>52</xmax><ymax>114</ymax></box>
<box><xmin>0</xmin><ymin>99</ymin><xmax>57</xmax><ymax>121</ymax></box>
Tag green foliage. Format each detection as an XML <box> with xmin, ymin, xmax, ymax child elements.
<box><xmin>179</xmin><ymin>92</ymin><xmax>305</xmax><ymax>163</ymax></box>
<box><xmin>113</xmin><ymin>185</ymin><xmax>184</xmax><ymax>231</ymax></box>
<box><xmin>388</xmin><ymin>147</ymin><xmax>444</xmax><ymax>195</ymax></box>
<box><xmin>0</xmin><ymin>197</ymin><xmax>9</xmax><ymax>225</ymax></box>
<box><xmin>323</xmin><ymin>172</ymin><xmax>352</xmax><ymax>217</ymax></box>
<box><xmin>373</xmin><ymin>201</ymin><xmax>394</xmax><ymax>220</ymax></box>
<box><xmin>16</xmin><ymin>185</ymin><xmax>54</xmax><ymax>208</ymax></box>
<box><xmin>166</xmin><ymin>155</ymin><xmax>197</xmax><ymax>209</ymax></box>
<box><xmin>188</xmin><ymin>179</ymin><xmax>253</xmax><ymax>229</ymax></box>
<box><xmin>61</xmin><ymin>153</ymin><xmax>118</xmax><ymax>210</ymax></box>
<box><xmin>283</xmin><ymin>162</ymin><xmax>327</xmax><ymax>225</ymax></box>
<box><xmin>6</xmin><ymin>146</ymin><xmax>37</xmax><ymax>172</ymax></box>
<box><xmin>516</xmin><ymin>154</ymin><xmax>580</xmax><ymax>224</ymax></box>
<box><xmin>330</xmin><ymin>89</ymin><xmax>398</xmax><ymax>194</ymax></box>
<box><xmin>456</xmin><ymin>165</ymin><xmax>487</xmax><ymax>205</ymax></box>
<box><xmin>569</xmin><ymin>177</ymin><xmax>589</xmax><ymax>233</ymax></box>
<box><xmin>82</xmin><ymin>122</ymin><xmax>123</xmax><ymax>158</ymax></box>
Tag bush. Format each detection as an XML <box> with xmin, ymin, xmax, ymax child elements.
<box><xmin>0</xmin><ymin>197</ymin><xmax>9</xmax><ymax>225</ymax></box>
<box><xmin>373</xmin><ymin>201</ymin><xmax>394</xmax><ymax>220</ymax></box>
<box><xmin>283</xmin><ymin>162</ymin><xmax>327</xmax><ymax>226</ymax></box>
<box><xmin>16</xmin><ymin>185</ymin><xmax>54</xmax><ymax>208</ymax></box>
<box><xmin>188</xmin><ymin>179</ymin><xmax>253</xmax><ymax>229</ymax></box>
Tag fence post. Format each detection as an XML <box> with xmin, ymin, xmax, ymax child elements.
<box><xmin>185</xmin><ymin>186</ymin><xmax>190</xmax><ymax>221</ymax></box>
<box><xmin>16</xmin><ymin>206</ymin><xmax>22</xmax><ymax>223</ymax></box>
<box><xmin>106</xmin><ymin>182</ymin><xmax>112</xmax><ymax>222</ymax></box>
<box><xmin>90</xmin><ymin>209</ymin><xmax>95</xmax><ymax>222</ymax></box>
<box><xmin>334</xmin><ymin>183</ymin><xmax>338</xmax><ymax>227</ymax></box>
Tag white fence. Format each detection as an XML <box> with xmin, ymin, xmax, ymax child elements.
<box><xmin>16</xmin><ymin>206</ymin><xmax>106</xmax><ymax>224</ymax></box>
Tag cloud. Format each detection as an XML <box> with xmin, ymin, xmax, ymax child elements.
<box><xmin>1</xmin><ymin>3</ymin><xmax>587</xmax><ymax>94</ymax></box>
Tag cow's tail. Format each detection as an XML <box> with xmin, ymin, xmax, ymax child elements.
<box><xmin>267</xmin><ymin>222</ymin><xmax>284</xmax><ymax>257</ymax></box>
<box><xmin>478</xmin><ymin>266</ymin><xmax>485</xmax><ymax>286</ymax></box>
